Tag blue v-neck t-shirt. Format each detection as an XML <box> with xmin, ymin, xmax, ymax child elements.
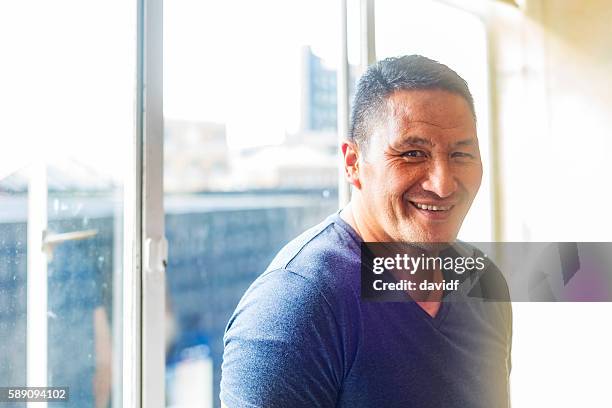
<box><xmin>221</xmin><ymin>213</ymin><xmax>512</xmax><ymax>408</ymax></box>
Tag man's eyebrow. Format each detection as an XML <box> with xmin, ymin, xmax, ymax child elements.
<box><xmin>399</xmin><ymin>136</ymin><xmax>432</xmax><ymax>146</ymax></box>
<box><xmin>397</xmin><ymin>136</ymin><xmax>477</xmax><ymax>147</ymax></box>
<box><xmin>453</xmin><ymin>138</ymin><xmax>477</xmax><ymax>147</ymax></box>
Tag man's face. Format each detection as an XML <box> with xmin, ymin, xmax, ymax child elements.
<box><xmin>357</xmin><ymin>89</ymin><xmax>482</xmax><ymax>243</ymax></box>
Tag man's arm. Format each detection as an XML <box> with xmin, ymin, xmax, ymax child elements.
<box><xmin>220</xmin><ymin>269</ymin><xmax>343</xmax><ymax>408</ymax></box>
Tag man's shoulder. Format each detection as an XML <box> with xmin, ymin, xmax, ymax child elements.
<box><xmin>221</xmin><ymin>215</ymin><xmax>361</xmax><ymax>408</ymax></box>
<box><xmin>230</xmin><ymin>213</ymin><xmax>361</xmax><ymax>325</ymax></box>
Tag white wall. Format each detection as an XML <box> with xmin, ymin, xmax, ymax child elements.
<box><xmin>487</xmin><ymin>1</ymin><xmax>612</xmax><ymax>406</ymax></box>
<box><xmin>490</xmin><ymin>0</ymin><xmax>612</xmax><ymax>242</ymax></box>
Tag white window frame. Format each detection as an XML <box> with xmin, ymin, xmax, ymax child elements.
<box><xmin>127</xmin><ymin>0</ymin><xmax>166</xmax><ymax>407</ymax></box>
<box><xmin>337</xmin><ymin>0</ymin><xmax>376</xmax><ymax>208</ymax></box>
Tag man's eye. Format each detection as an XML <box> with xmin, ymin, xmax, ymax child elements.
<box><xmin>402</xmin><ymin>150</ymin><xmax>426</xmax><ymax>158</ymax></box>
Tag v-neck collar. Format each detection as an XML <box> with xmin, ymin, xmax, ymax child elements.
<box><xmin>409</xmin><ymin>298</ymin><xmax>451</xmax><ymax>328</ymax></box>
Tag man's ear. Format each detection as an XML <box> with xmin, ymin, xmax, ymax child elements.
<box><xmin>341</xmin><ymin>140</ymin><xmax>362</xmax><ymax>190</ymax></box>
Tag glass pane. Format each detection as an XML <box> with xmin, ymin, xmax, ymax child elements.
<box><xmin>0</xmin><ymin>1</ymin><xmax>136</xmax><ymax>407</ymax></box>
<box><xmin>163</xmin><ymin>1</ymin><xmax>340</xmax><ymax>407</ymax></box>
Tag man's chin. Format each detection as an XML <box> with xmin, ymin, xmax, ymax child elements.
<box><xmin>396</xmin><ymin>226</ymin><xmax>458</xmax><ymax>245</ymax></box>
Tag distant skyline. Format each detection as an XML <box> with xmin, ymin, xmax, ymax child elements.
<box><xmin>163</xmin><ymin>0</ymin><xmax>343</xmax><ymax>150</ymax></box>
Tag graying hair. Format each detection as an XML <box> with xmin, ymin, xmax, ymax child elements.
<box><xmin>349</xmin><ymin>55</ymin><xmax>475</xmax><ymax>149</ymax></box>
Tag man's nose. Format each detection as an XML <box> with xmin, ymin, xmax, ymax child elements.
<box><xmin>421</xmin><ymin>160</ymin><xmax>458</xmax><ymax>199</ymax></box>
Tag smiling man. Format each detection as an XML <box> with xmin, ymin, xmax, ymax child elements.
<box><xmin>221</xmin><ymin>55</ymin><xmax>512</xmax><ymax>408</ymax></box>
<box><xmin>345</xmin><ymin>88</ymin><xmax>482</xmax><ymax>244</ymax></box>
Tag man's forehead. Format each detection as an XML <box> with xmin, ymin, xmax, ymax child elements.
<box><xmin>384</xmin><ymin>89</ymin><xmax>475</xmax><ymax>130</ymax></box>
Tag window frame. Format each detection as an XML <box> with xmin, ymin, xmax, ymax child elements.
<box><xmin>129</xmin><ymin>0</ymin><xmax>166</xmax><ymax>407</ymax></box>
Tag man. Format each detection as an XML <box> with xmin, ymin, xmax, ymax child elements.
<box><xmin>221</xmin><ymin>55</ymin><xmax>512</xmax><ymax>407</ymax></box>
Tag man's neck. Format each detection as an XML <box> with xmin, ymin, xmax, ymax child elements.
<box><xmin>340</xmin><ymin>200</ymin><xmax>443</xmax><ymax>318</ymax></box>
<box><xmin>340</xmin><ymin>200</ymin><xmax>390</xmax><ymax>243</ymax></box>
<box><xmin>339</xmin><ymin>202</ymin><xmax>360</xmax><ymax>237</ymax></box>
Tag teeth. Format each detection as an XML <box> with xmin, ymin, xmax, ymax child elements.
<box><xmin>413</xmin><ymin>202</ymin><xmax>451</xmax><ymax>211</ymax></box>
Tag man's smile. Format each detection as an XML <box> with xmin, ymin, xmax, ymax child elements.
<box><xmin>409</xmin><ymin>201</ymin><xmax>454</xmax><ymax>211</ymax></box>
<box><xmin>408</xmin><ymin>200</ymin><xmax>456</xmax><ymax>221</ymax></box>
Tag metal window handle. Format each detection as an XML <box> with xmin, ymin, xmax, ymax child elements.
<box><xmin>42</xmin><ymin>229</ymin><xmax>98</xmax><ymax>261</ymax></box>
<box><xmin>143</xmin><ymin>237</ymin><xmax>168</xmax><ymax>276</ymax></box>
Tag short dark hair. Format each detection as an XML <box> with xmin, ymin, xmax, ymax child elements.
<box><xmin>349</xmin><ymin>55</ymin><xmax>475</xmax><ymax>148</ymax></box>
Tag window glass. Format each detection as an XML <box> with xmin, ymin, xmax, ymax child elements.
<box><xmin>163</xmin><ymin>1</ymin><xmax>341</xmax><ymax>406</ymax></box>
<box><xmin>0</xmin><ymin>1</ymin><xmax>135</xmax><ymax>406</ymax></box>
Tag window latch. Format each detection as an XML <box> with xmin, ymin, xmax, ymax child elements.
<box><xmin>144</xmin><ymin>236</ymin><xmax>168</xmax><ymax>276</ymax></box>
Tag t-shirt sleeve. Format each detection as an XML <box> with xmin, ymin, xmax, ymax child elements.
<box><xmin>220</xmin><ymin>268</ymin><xmax>343</xmax><ymax>408</ymax></box>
